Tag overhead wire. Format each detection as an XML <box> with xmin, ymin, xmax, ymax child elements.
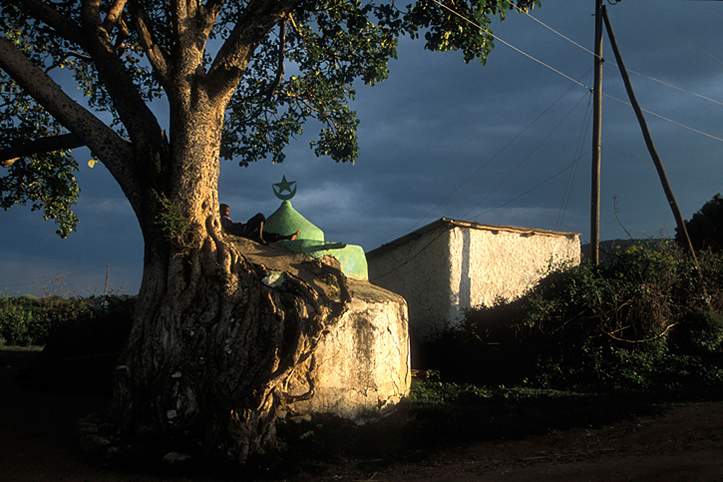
<box><xmin>410</xmin><ymin>68</ymin><xmax>591</xmax><ymax>231</ymax></box>
<box><xmin>556</xmin><ymin>92</ymin><xmax>593</xmax><ymax>231</ymax></box>
<box><xmin>604</xmin><ymin>92</ymin><xmax>723</xmax><ymax>143</ymax></box>
<box><xmin>514</xmin><ymin>1</ymin><xmax>723</xmax><ymax>99</ymax></box>
<box><xmin>625</xmin><ymin>2</ymin><xmax>723</xmax><ymax>69</ymax></box>
<box><xmin>421</xmin><ymin>0</ymin><xmax>723</xmax><ymax>222</ymax></box>
<box><xmin>431</xmin><ymin>0</ymin><xmax>590</xmax><ymax>90</ymax></box>
<box><xmin>0</xmin><ymin>264</ymin><xmax>109</xmax><ymax>293</ymax></box>
<box><xmin>469</xmin><ymin>153</ymin><xmax>588</xmax><ymax>222</ymax></box>
<box><xmin>464</xmin><ymin>90</ymin><xmax>590</xmax><ymax>221</ymax></box>
<box><xmin>381</xmin><ymin>0</ymin><xmax>723</xmax><ymax>279</ymax></box>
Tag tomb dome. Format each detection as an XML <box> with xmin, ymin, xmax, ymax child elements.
<box><xmin>265</xmin><ymin>200</ymin><xmax>325</xmax><ymax>243</ymax></box>
<box><xmin>264</xmin><ymin>177</ymin><xmax>368</xmax><ymax>281</ymax></box>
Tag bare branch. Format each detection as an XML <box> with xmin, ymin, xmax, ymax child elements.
<box><xmin>80</xmin><ymin>0</ymin><xmax>103</xmax><ymax>29</ymax></box>
<box><xmin>602</xmin><ymin>322</ymin><xmax>678</xmax><ymax>344</ymax></box>
<box><xmin>0</xmin><ymin>134</ymin><xmax>85</xmax><ymax>168</ymax></box>
<box><xmin>102</xmin><ymin>0</ymin><xmax>129</xmax><ymax>31</ymax></box>
<box><xmin>200</xmin><ymin>0</ymin><xmax>224</xmax><ymax>38</ymax></box>
<box><xmin>207</xmin><ymin>0</ymin><xmax>301</xmax><ymax>100</ymax></box>
<box><xmin>263</xmin><ymin>19</ymin><xmax>286</xmax><ymax>103</ymax></box>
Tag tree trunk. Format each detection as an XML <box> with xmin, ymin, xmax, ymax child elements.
<box><xmin>113</xmin><ymin>222</ymin><xmax>351</xmax><ymax>463</ymax></box>
<box><xmin>110</xmin><ymin>104</ymin><xmax>351</xmax><ymax>463</ymax></box>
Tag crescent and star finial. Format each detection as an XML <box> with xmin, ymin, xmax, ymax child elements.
<box><xmin>273</xmin><ymin>175</ymin><xmax>297</xmax><ymax>201</ymax></box>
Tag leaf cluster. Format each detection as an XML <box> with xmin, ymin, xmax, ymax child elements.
<box><xmin>0</xmin><ymin>74</ymin><xmax>79</xmax><ymax>236</ymax></box>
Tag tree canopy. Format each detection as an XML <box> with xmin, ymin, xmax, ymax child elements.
<box><xmin>0</xmin><ymin>0</ymin><xmax>538</xmax><ymax>237</ymax></box>
<box><xmin>677</xmin><ymin>193</ymin><xmax>723</xmax><ymax>254</ymax></box>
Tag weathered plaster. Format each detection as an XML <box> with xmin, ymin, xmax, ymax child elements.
<box><xmin>284</xmin><ymin>280</ymin><xmax>410</xmax><ymax>420</ymax></box>
<box><xmin>367</xmin><ymin>218</ymin><xmax>580</xmax><ymax>341</ymax></box>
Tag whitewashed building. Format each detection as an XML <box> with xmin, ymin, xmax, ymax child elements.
<box><xmin>366</xmin><ymin>218</ymin><xmax>581</xmax><ymax>341</ymax></box>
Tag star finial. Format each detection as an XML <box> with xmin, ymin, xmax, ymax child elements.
<box><xmin>273</xmin><ymin>175</ymin><xmax>297</xmax><ymax>200</ymax></box>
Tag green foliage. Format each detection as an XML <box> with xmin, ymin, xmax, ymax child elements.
<box><xmin>152</xmin><ymin>191</ymin><xmax>199</xmax><ymax>254</ymax></box>
<box><xmin>1</xmin><ymin>1</ymin><xmax>540</xmax><ymax>235</ymax></box>
<box><xmin>669</xmin><ymin>310</ymin><xmax>723</xmax><ymax>355</ymax></box>
<box><xmin>677</xmin><ymin>193</ymin><xmax>723</xmax><ymax>253</ymax></box>
<box><xmin>154</xmin><ymin>192</ymin><xmax>188</xmax><ymax>237</ymax></box>
<box><xmin>0</xmin><ymin>294</ymin><xmax>134</xmax><ymax>348</ymax></box>
<box><xmin>424</xmin><ymin>241</ymin><xmax>723</xmax><ymax>393</ymax></box>
<box><xmin>3</xmin><ymin>294</ymin><xmax>135</xmax><ymax>394</ymax></box>
<box><xmin>0</xmin><ymin>78</ymin><xmax>80</xmax><ymax>237</ymax></box>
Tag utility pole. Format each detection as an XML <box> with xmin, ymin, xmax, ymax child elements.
<box><xmin>591</xmin><ymin>0</ymin><xmax>604</xmax><ymax>265</ymax></box>
<box><xmin>104</xmin><ymin>263</ymin><xmax>110</xmax><ymax>296</ymax></box>
<box><xmin>601</xmin><ymin>6</ymin><xmax>698</xmax><ymax>266</ymax></box>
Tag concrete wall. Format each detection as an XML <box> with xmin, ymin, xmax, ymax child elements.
<box><xmin>285</xmin><ymin>281</ymin><xmax>410</xmax><ymax>420</ymax></box>
<box><xmin>367</xmin><ymin>222</ymin><xmax>453</xmax><ymax>342</ymax></box>
<box><xmin>367</xmin><ymin>219</ymin><xmax>580</xmax><ymax>342</ymax></box>
<box><xmin>447</xmin><ymin>224</ymin><xmax>581</xmax><ymax>326</ymax></box>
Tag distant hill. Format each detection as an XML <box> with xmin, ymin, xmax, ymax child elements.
<box><xmin>581</xmin><ymin>238</ymin><xmax>673</xmax><ymax>264</ymax></box>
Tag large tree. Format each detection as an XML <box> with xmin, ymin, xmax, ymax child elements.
<box><xmin>0</xmin><ymin>0</ymin><xmax>538</xmax><ymax>463</ymax></box>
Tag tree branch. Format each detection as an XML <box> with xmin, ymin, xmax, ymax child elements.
<box><xmin>73</xmin><ymin>1</ymin><xmax>165</xmax><ymax>154</ymax></box>
<box><xmin>15</xmin><ymin>0</ymin><xmax>85</xmax><ymax>45</ymax></box>
<box><xmin>207</xmin><ymin>0</ymin><xmax>301</xmax><ymax>101</ymax></box>
<box><xmin>200</xmin><ymin>0</ymin><xmax>224</xmax><ymax>38</ymax></box>
<box><xmin>128</xmin><ymin>0</ymin><xmax>170</xmax><ymax>82</ymax></box>
<box><xmin>602</xmin><ymin>322</ymin><xmax>678</xmax><ymax>344</ymax></box>
<box><xmin>0</xmin><ymin>134</ymin><xmax>86</xmax><ymax>168</ymax></box>
<box><xmin>263</xmin><ymin>19</ymin><xmax>286</xmax><ymax>103</ymax></box>
<box><xmin>0</xmin><ymin>36</ymin><xmax>135</xmax><ymax>186</ymax></box>
<box><xmin>103</xmin><ymin>0</ymin><xmax>129</xmax><ymax>32</ymax></box>
<box><xmin>80</xmin><ymin>0</ymin><xmax>103</xmax><ymax>29</ymax></box>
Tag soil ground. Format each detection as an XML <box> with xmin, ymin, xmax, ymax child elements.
<box><xmin>2</xmin><ymin>350</ymin><xmax>722</xmax><ymax>481</ymax></box>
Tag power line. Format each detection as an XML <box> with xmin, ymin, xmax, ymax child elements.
<box><xmin>464</xmin><ymin>91</ymin><xmax>590</xmax><ymax>220</ymax></box>
<box><xmin>517</xmin><ymin>1</ymin><xmax>723</xmax><ymax>108</ymax></box>
<box><xmin>469</xmin><ymin>156</ymin><xmax>583</xmax><ymax>222</ymax></box>
<box><xmin>409</xmin><ymin>70</ymin><xmax>591</xmax><ymax>231</ymax></box>
<box><xmin>415</xmin><ymin>0</ymin><xmax>723</xmax><ymax>231</ymax></box>
<box><xmin>431</xmin><ymin>0</ymin><xmax>590</xmax><ymax>89</ymax></box>
<box><xmin>626</xmin><ymin>2</ymin><xmax>723</xmax><ymax>69</ymax></box>
<box><xmin>604</xmin><ymin>92</ymin><xmax>723</xmax><ymax>143</ymax></box>
<box><xmin>432</xmin><ymin>0</ymin><xmax>723</xmax><ymax>142</ymax></box>
<box><xmin>0</xmin><ymin>264</ymin><xmax>109</xmax><ymax>293</ymax></box>
<box><xmin>556</xmin><ymin>93</ymin><xmax>593</xmax><ymax>231</ymax></box>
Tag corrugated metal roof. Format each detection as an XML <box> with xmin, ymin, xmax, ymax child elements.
<box><xmin>366</xmin><ymin>218</ymin><xmax>580</xmax><ymax>257</ymax></box>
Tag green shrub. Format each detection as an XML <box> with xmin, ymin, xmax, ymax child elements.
<box><xmin>669</xmin><ymin>310</ymin><xmax>723</xmax><ymax>355</ymax></box>
<box><xmin>18</xmin><ymin>294</ymin><xmax>135</xmax><ymax>394</ymax></box>
<box><xmin>0</xmin><ymin>295</ymin><xmax>48</xmax><ymax>346</ymax></box>
<box><xmin>424</xmin><ymin>241</ymin><xmax>723</xmax><ymax>393</ymax></box>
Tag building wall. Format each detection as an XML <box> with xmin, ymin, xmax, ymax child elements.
<box><xmin>367</xmin><ymin>220</ymin><xmax>580</xmax><ymax>342</ymax></box>
<box><xmin>447</xmin><ymin>225</ymin><xmax>581</xmax><ymax>326</ymax></box>
<box><xmin>367</xmin><ymin>223</ymin><xmax>453</xmax><ymax>342</ymax></box>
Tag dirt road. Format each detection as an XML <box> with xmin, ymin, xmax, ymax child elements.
<box><xmin>2</xmin><ymin>363</ymin><xmax>722</xmax><ymax>481</ymax></box>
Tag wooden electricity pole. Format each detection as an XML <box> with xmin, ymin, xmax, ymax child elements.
<box><xmin>601</xmin><ymin>6</ymin><xmax>698</xmax><ymax>265</ymax></box>
<box><xmin>104</xmin><ymin>263</ymin><xmax>110</xmax><ymax>296</ymax></box>
<box><xmin>591</xmin><ymin>0</ymin><xmax>604</xmax><ymax>265</ymax></box>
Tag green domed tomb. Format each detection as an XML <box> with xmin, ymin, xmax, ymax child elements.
<box><xmin>265</xmin><ymin>177</ymin><xmax>368</xmax><ymax>281</ymax></box>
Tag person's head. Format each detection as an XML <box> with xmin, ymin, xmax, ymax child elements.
<box><xmin>220</xmin><ymin>203</ymin><xmax>230</xmax><ymax>217</ymax></box>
